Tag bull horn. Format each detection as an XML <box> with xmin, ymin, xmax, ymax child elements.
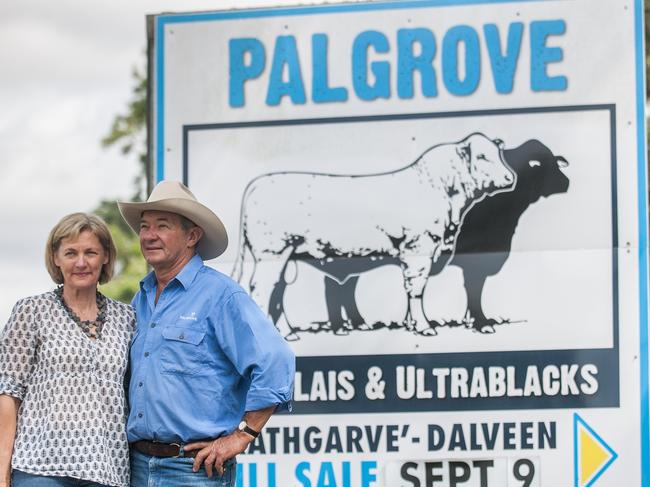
<box><xmin>556</xmin><ymin>156</ymin><xmax>569</xmax><ymax>168</ymax></box>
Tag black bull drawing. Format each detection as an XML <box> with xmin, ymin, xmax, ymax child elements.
<box><xmin>232</xmin><ymin>134</ymin><xmax>569</xmax><ymax>341</ymax></box>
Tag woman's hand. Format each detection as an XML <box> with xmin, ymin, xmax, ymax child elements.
<box><xmin>0</xmin><ymin>395</ymin><xmax>19</xmax><ymax>487</ymax></box>
<box><xmin>0</xmin><ymin>468</ymin><xmax>11</xmax><ymax>487</ymax></box>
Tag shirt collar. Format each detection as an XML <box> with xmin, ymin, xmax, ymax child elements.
<box><xmin>174</xmin><ymin>254</ymin><xmax>204</xmax><ymax>289</ymax></box>
<box><xmin>139</xmin><ymin>254</ymin><xmax>204</xmax><ymax>292</ymax></box>
<box><xmin>140</xmin><ymin>270</ymin><xmax>157</xmax><ymax>293</ymax></box>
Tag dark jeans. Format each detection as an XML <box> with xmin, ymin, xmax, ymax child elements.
<box><xmin>11</xmin><ymin>469</ymin><xmax>110</xmax><ymax>487</ymax></box>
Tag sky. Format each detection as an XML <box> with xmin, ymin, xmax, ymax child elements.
<box><xmin>0</xmin><ymin>0</ymin><xmax>315</xmax><ymax>324</ymax></box>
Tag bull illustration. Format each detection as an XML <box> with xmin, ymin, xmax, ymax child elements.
<box><xmin>450</xmin><ymin>139</ymin><xmax>570</xmax><ymax>332</ymax></box>
<box><xmin>232</xmin><ymin>133</ymin><xmax>515</xmax><ymax>340</ymax></box>
<box><xmin>324</xmin><ymin>138</ymin><xmax>570</xmax><ymax>334</ymax></box>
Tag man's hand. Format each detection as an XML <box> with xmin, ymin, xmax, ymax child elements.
<box><xmin>184</xmin><ymin>431</ymin><xmax>252</xmax><ymax>477</ymax></box>
<box><xmin>184</xmin><ymin>406</ymin><xmax>276</xmax><ymax>477</ymax></box>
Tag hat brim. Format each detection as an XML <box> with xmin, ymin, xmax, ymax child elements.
<box><xmin>117</xmin><ymin>198</ymin><xmax>228</xmax><ymax>260</ymax></box>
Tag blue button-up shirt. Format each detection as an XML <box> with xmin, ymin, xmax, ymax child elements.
<box><xmin>127</xmin><ymin>254</ymin><xmax>295</xmax><ymax>443</ymax></box>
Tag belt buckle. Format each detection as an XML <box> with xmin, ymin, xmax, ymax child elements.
<box><xmin>171</xmin><ymin>442</ymin><xmax>182</xmax><ymax>458</ymax></box>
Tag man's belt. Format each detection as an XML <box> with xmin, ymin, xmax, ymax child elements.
<box><xmin>132</xmin><ymin>440</ymin><xmax>198</xmax><ymax>458</ymax></box>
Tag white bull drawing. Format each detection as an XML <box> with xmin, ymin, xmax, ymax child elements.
<box><xmin>232</xmin><ymin>132</ymin><xmax>515</xmax><ymax>340</ymax></box>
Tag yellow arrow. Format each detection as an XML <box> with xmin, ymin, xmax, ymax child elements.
<box><xmin>574</xmin><ymin>413</ymin><xmax>617</xmax><ymax>487</ymax></box>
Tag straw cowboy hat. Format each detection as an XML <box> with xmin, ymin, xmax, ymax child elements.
<box><xmin>118</xmin><ymin>180</ymin><xmax>228</xmax><ymax>259</ymax></box>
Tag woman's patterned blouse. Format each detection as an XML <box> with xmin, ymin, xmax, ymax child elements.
<box><xmin>0</xmin><ymin>291</ymin><xmax>135</xmax><ymax>487</ymax></box>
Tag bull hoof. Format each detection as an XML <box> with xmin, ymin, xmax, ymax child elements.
<box><xmin>333</xmin><ymin>328</ymin><xmax>349</xmax><ymax>336</ymax></box>
<box><xmin>478</xmin><ymin>325</ymin><xmax>495</xmax><ymax>334</ymax></box>
<box><xmin>356</xmin><ymin>323</ymin><xmax>372</xmax><ymax>331</ymax></box>
<box><xmin>284</xmin><ymin>332</ymin><xmax>300</xmax><ymax>341</ymax></box>
<box><xmin>418</xmin><ymin>328</ymin><xmax>437</xmax><ymax>336</ymax></box>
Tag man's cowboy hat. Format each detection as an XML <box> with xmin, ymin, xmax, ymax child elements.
<box><xmin>118</xmin><ymin>180</ymin><xmax>228</xmax><ymax>259</ymax></box>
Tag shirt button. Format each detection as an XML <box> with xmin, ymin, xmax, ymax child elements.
<box><xmin>179</xmin><ymin>334</ymin><xmax>185</xmax><ymax>340</ymax></box>
<box><xmin>138</xmin><ymin>413</ymin><xmax>143</xmax><ymax>418</ymax></box>
<box><xmin>138</xmin><ymin>382</ymin><xmax>143</xmax><ymax>387</ymax></box>
<box><xmin>150</xmin><ymin>322</ymin><xmax>157</xmax><ymax>328</ymax></box>
<box><xmin>144</xmin><ymin>352</ymin><xmax>150</xmax><ymax>357</ymax></box>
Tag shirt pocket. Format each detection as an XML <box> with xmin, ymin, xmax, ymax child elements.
<box><xmin>160</xmin><ymin>325</ymin><xmax>208</xmax><ymax>375</ymax></box>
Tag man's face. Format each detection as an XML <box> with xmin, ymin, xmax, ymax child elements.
<box><xmin>139</xmin><ymin>210</ymin><xmax>195</xmax><ymax>269</ymax></box>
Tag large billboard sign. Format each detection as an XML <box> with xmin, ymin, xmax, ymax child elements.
<box><xmin>149</xmin><ymin>1</ymin><xmax>648</xmax><ymax>485</ymax></box>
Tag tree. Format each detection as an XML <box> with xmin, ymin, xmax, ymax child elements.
<box><xmin>94</xmin><ymin>200</ymin><xmax>148</xmax><ymax>303</ymax></box>
<box><xmin>96</xmin><ymin>66</ymin><xmax>148</xmax><ymax>303</ymax></box>
<box><xmin>101</xmin><ymin>66</ymin><xmax>148</xmax><ymax>202</ymax></box>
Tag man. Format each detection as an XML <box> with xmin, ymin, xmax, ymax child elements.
<box><xmin>118</xmin><ymin>180</ymin><xmax>295</xmax><ymax>486</ymax></box>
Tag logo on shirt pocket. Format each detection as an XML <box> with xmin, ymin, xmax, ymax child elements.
<box><xmin>160</xmin><ymin>325</ymin><xmax>207</xmax><ymax>375</ymax></box>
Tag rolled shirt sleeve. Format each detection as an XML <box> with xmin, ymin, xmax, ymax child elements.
<box><xmin>217</xmin><ymin>291</ymin><xmax>295</xmax><ymax>413</ymax></box>
<box><xmin>0</xmin><ymin>298</ymin><xmax>37</xmax><ymax>400</ymax></box>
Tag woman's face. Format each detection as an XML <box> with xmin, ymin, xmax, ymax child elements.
<box><xmin>53</xmin><ymin>230</ymin><xmax>108</xmax><ymax>292</ymax></box>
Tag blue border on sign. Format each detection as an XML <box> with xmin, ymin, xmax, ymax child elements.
<box><xmin>634</xmin><ymin>0</ymin><xmax>649</xmax><ymax>484</ymax></box>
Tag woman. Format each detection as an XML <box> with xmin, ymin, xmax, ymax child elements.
<box><xmin>0</xmin><ymin>213</ymin><xmax>135</xmax><ymax>487</ymax></box>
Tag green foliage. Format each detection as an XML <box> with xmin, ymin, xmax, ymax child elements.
<box><xmin>95</xmin><ymin>64</ymin><xmax>149</xmax><ymax>304</ymax></box>
<box><xmin>99</xmin><ymin>220</ymin><xmax>148</xmax><ymax>303</ymax></box>
<box><xmin>94</xmin><ymin>199</ymin><xmax>135</xmax><ymax>235</ymax></box>
<box><xmin>101</xmin><ymin>66</ymin><xmax>148</xmax><ymax>202</ymax></box>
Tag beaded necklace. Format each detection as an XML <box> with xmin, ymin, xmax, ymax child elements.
<box><xmin>54</xmin><ymin>286</ymin><xmax>107</xmax><ymax>339</ymax></box>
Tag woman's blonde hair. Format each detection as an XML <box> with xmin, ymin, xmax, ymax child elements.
<box><xmin>45</xmin><ymin>213</ymin><xmax>117</xmax><ymax>285</ymax></box>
